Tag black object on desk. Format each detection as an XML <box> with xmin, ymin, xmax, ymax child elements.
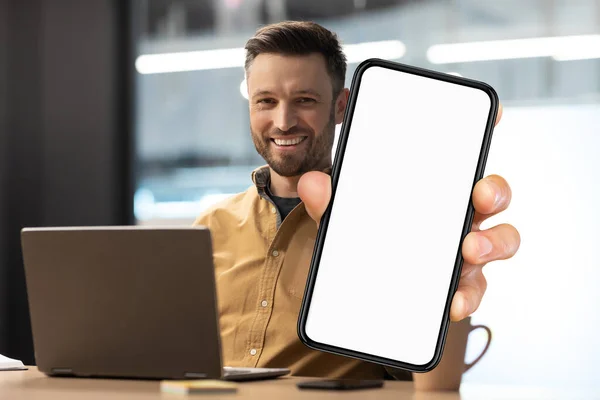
<box><xmin>297</xmin><ymin>379</ymin><xmax>384</xmax><ymax>391</ymax></box>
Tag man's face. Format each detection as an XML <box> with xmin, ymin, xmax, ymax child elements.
<box><xmin>247</xmin><ymin>53</ymin><xmax>347</xmax><ymax>177</ymax></box>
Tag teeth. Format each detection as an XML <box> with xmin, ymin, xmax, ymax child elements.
<box><xmin>274</xmin><ymin>137</ymin><xmax>305</xmax><ymax>146</ymax></box>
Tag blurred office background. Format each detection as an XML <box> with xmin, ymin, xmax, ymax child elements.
<box><xmin>1</xmin><ymin>0</ymin><xmax>599</xmax><ymax>391</ymax></box>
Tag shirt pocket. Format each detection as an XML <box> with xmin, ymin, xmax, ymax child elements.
<box><xmin>279</xmin><ymin>236</ymin><xmax>316</xmax><ymax>301</ymax></box>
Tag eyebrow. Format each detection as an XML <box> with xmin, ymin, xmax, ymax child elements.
<box><xmin>251</xmin><ymin>90</ymin><xmax>274</xmax><ymax>98</ymax></box>
<box><xmin>251</xmin><ymin>89</ymin><xmax>323</xmax><ymax>99</ymax></box>
<box><xmin>294</xmin><ymin>89</ymin><xmax>322</xmax><ymax>99</ymax></box>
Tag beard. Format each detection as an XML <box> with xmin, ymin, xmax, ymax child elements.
<box><xmin>251</xmin><ymin>109</ymin><xmax>336</xmax><ymax>177</ymax></box>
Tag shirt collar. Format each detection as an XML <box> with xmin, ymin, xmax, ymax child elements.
<box><xmin>251</xmin><ymin>165</ymin><xmax>271</xmax><ymax>190</ymax></box>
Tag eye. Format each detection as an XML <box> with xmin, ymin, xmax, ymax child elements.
<box><xmin>297</xmin><ymin>97</ymin><xmax>317</xmax><ymax>104</ymax></box>
<box><xmin>257</xmin><ymin>98</ymin><xmax>276</xmax><ymax>104</ymax></box>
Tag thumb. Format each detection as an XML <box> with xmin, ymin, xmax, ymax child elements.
<box><xmin>297</xmin><ymin>171</ymin><xmax>332</xmax><ymax>227</ymax></box>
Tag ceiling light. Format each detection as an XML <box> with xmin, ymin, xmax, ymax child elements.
<box><xmin>344</xmin><ymin>40</ymin><xmax>406</xmax><ymax>63</ymax></box>
<box><xmin>427</xmin><ymin>35</ymin><xmax>600</xmax><ymax>64</ymax></box>
<box><xmin>552</xmin><ymin>36</ymin><xmax>600</xmax><ymax>60</ymax></box>
<box><xmin>136</xmin><ymin>47</ymin><xmax>246</xmax><ymax>74</ymax></box>
<box><xmin>135</xmin><ymin>40</ymin><xmax>406</xmax><ymax>75</ymax></box>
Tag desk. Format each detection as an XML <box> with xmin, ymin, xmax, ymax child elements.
<box><xmin>0</xmin><ymin>368</ymin><xmax>597</xmax><ymax>400</ymax></box>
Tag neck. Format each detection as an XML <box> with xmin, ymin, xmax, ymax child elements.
<box><xmin>269</xmin><ymin>169</ymin><xmax>301</xmax><ymax>198</ymax></box>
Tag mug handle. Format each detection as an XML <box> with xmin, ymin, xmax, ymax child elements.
<box><xmin>464</xmin><ymin>324</ymin><xmax>492</xmax><ymax>372</ymax></box>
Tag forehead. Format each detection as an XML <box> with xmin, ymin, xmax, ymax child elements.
<box><xmin>247</xmin><ymin>53</ymin><xmax>333</xmax><ymax>96</ymax></box>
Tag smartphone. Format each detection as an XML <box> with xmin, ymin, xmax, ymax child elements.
<box><xmin>297</xmin><ymin>58</ymin><xmax>498</xmax><ymax>372</ymax></box>
<box><xmin>296</xmin><ymin>379</ymin><xmax>384</xmax><ymax>391</ymax></box>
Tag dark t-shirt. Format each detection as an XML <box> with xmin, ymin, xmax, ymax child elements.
<box><xmin>266</xmin><ymin>186</ymin><xmax>302</xmax><ymax>221</ymax></box>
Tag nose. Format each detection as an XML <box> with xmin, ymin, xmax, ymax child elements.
<box><xmin>273</xmin><ymin>102</ymin><xmax>298</xmax><ymax>132</ymax></box>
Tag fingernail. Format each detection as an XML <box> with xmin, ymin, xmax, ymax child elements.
<box><xmin>488</xmin><ymin>181</ymin><xmax>502</xmax><ymax>207</ymax></box>
<box><xmin>478</xmin><ymin>235</ymin><xmax>493</xmax><ymax>257</ymax></box>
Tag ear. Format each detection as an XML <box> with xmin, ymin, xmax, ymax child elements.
<box><xmin>334</xmin><ymin>88</ymin><xmax>350</xmax><ymax>125</ymax></box>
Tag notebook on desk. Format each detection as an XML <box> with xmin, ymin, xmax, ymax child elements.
<box><xmin>20</xmin><ymin>226</ymin><xmax>290</xmax><ymax>381</ymax></box>
<box><xmin>0</xmin><ymin>354</ymin><xmax>27</xmax><ymax>371</ymax></box>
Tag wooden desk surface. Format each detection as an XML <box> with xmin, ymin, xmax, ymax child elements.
<box><xmin>0</xmin><ymin>367</ymin><xmax>597</xmax><ymax>400</ymax></box>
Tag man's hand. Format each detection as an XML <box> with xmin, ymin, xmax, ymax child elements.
<box><xmin>297</xmin><ymin>103</ymin><xmax>520</xmax><ymax>322</ymax></box>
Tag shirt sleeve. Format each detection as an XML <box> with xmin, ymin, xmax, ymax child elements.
<box><xmin>193</xmin><ymin>211</ymin><xmax>210</xmax><ymax>227</ymax></box>
<box><xmin>194</xmin><ymin>203</ymin><xmax>219</xmax><ymax>228</ymax></box>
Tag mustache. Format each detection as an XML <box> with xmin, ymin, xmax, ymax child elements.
<box><xmin>268</xmin><ymin>127</ymin><xmax>314</xmax><ymax>137</ymax></box>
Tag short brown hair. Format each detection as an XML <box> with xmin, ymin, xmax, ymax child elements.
<box><xmin>244</xmin><ymin>21</ymin><xmax>347</xmax><ymax>96</ymax></box>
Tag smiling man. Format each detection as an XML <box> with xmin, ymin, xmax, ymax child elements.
<box><xmin>194</xmin><ymin>21</ymin><xmax>520</xmax><ymax>380</ymax></box>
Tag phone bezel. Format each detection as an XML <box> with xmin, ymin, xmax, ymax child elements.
<box><xmin>297</xmin><ymin>58</ymin><xmax>499</xmax><ymax>373</ymax></box>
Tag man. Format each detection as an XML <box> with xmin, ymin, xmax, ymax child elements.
<box><xmin>194</xmin><ymin>21</ymin><xmax>520</xmax><ymax>380</ymax></box>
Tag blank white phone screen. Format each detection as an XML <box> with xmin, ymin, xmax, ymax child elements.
<box><xmin>304</xmin><ymin>65</ymin><xmax>492</xmax><ymax>367</ymax></box>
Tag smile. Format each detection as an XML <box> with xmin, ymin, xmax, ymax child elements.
<box><xmin>272</xmin><ymin>137</ymin><xmax>307</xmax><ymax>146</ymax></box>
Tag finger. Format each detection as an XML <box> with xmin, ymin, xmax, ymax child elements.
<box><xmin>297</xmin><ymin>171</ymin><xmax>332</xmax><ymax>227</ymax></box>
<box><xmin>494</xmin><ymin>102</ymin><xmax>503</xmax><ymax>126</ymax></box>
<box><xmin>450</xmin><ymin>264</ymin><xmax>487</xmax><ymax>321</ymax></box>
<box><xmin>462</xmin><ymin>223</ymin><xmax>521</xmax><ymax>265</ymax></box>
<box><xmin>472</xmin><ymin>174</ymin><xmax>512</xmax><ymax>228</ymax></box>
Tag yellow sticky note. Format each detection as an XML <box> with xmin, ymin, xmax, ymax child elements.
<box><xmin>160</xmin><ymin>380</ymin><xmax>238</xmax><ymax>395</ymax></box>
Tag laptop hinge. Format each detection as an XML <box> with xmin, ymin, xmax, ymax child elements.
<box><xmin>51</xmin><ymin>368</ymin><xmax>74</xmax><ymax>376</ymax></box>
<box><xmin>184</xmin><ymin>372</ymin><xmax>208</xmax><ymax>379</ymax></box>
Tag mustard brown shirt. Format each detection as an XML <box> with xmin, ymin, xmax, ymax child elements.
<box><xmin>194</xmin><ymin>166</ymin><xmax>411</xmax><ymax>380</ymax></box>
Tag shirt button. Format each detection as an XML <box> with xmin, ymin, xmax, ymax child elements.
<box><xmin>272</xmin><ymin>250</ymin><xmax>279</xmax><ymax>257</ymax></box>
<box><xmin>261</xmin><ymin>300</ymin><xmax>268</xmax><ymax>307</ymax></box>
<box><xmin>271</xmin><ymin>207</ymin><xmax>277</xmax><ymax>214</ymax></box>
<box><xmin>250</xmin><ymin>349</ymin><xmax>257</xmax><ymax>356</ymax></box>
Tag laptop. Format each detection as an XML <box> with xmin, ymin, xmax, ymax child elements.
<box><xmin>20</xmin><ymin>226</ymin><xmax>290</xmax><ymax>381</ymax></box>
